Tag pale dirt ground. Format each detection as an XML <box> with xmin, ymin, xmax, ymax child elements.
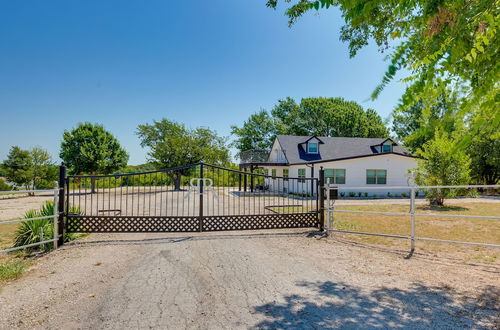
<box><xmin>0</xmin><ymin>229</ymin><xmax>499</xmax><ymax>329</ymax></box>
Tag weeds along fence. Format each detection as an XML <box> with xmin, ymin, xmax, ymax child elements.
<box><xmin>0</xmin><ymin>183</ymin><xmax>60</xmax><ymax>253</ymax></box>
<box><xmin>325</xmin><ymin>184</ymin><xmax>500</xmax><ymax>256</ymax></box>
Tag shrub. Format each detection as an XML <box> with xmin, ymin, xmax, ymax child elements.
<box><xmin>13</xmin><ymin>201</ymin><xmax>80</xmax><ymax>252</ymax></box>
<box><xmin>0</xmin><ymin>179</ymin><xmax>11</xmax><ymax>191</ymax></box>
<box><xmin>387</xmin><ymin>193</ymin><xmax>393</xmax><ymax>198</ymax></box>
<box><xmin>357</xmin><ymin>192</ymin><xmax>362</xmax><ymax>197</ymax></box>
<box><xmin>402</xmin><ymin>192</ymin><xmax>408</xmax><ymax>198</ymax></box>
<box><xmin>372</xmin><ymin>194</ymin><xmax>377</xmax><ymax>198</ymax></box>
<box><xmin>340</xmin><ymin>191</ymin><xmax>345</xmax><ymax>198</ymax></box>
<box><xmin>349</xmin><ymin>192</ymin><xmax>355</xmax><ymax>197</ymax></box>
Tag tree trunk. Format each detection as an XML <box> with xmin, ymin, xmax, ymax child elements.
<box><xmin>91</xmin><ymin>177</ymin><xmax>97</xmax><ymax>194</ymax></box>
<box><xmin>167</xmin><ymin>172</ymin><xmax>182</xmax><ymax>191</ymax></box>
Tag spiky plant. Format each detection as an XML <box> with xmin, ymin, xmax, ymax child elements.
<box><xmin>13</xmin><ymin>201</ymin><xmax>80</xmax><ymax>252</ymax></box>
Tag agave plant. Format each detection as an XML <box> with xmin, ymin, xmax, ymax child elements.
<box><xmin>13</xmin><ymin>201</ymin><xmax>80</xmax><ymax>252</ymax></box>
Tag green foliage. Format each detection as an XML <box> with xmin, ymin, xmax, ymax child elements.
<box><xmin>230</xmin><ymin>110</ymin><xmax>276</xmax><ymax>152</ymax></box>
<box><xmin>231</xmin><ymin>96</ymin><xmax>388</xmax><ymax>152</ymax></box>
<box><xmin>60</xmin><ymin>122</ymin><xmax>129</xmax><ymax>175</ymax></box>
<box><xmin>267</xmin><ymin>0</ymin><xmax>500</xmax><ymax>158</ymax></box>
<box><xmin>13</xmin><ymin>201</ymin><xmax>81</xmax><ymax>252</ymax></box>
<box><xmin>467</xmin><ymin>107</ymin><xmax>500</xmax><ymax>184</ymax></box>
<box><xmin>2</xmin><ymin>146</ymin><xmax>56</xmax><ymax>190</ymax></box>
<box><xmin>0</xmin><ymin>179</ymin><xmax>11</xmax><ymax>191</ymax></box>
<box><xmin>392</xmin><ymin>85</ymin><xmax>461</xmax><ymax>152</ymax></box>
<box><xmin>413</xmin><ymin>130</ymin><xmax>472</xmax><ymax>205</ymax></box>
<box><xmin>0</xmin><ymin>259</ymin><xmax>28</xmax><ymax>282</ymax></box>
<box><xmin>3</xmin><ymin>146</ymin><xmax>32</xmax><ymax>189</ymax></box>
<box><xmin>136</xmin><ymin>119</ymin><xmax>231</xmax><ymax>190</ymax></box>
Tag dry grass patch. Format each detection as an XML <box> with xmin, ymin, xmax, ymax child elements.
<box><xmin>333</xmin><ymin>200</ymin><xmax>500</xmax><ymax>261</ymax></box>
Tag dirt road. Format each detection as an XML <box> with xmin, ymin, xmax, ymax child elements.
<box><xmin>0</xmin><ymin>229</ymin><xmax>498</xmax><ymax>329</ymax></box>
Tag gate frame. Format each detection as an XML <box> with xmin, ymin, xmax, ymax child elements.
<box><xmin>62</xmin><ymin>163</ymin><xmax>322</xmax><ymax>235</ymax></box>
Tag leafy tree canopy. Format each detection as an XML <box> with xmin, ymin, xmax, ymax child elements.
<box><xmin>136</xmin><ymin>119</ymin><xmax>231</xmax><ymax>189</ymax></box>
<box><xmin>231</xmin><ymin>96</ymin><xmax>388</xmax><ymax>152</ymax></box>
<box><xmin>3</xmin><ymin>146</ymin><xmax>56</xmax><ymax>189</ymax></box>
<box><xmin>60</xmin><ymin>122</ymin><xmax>129</xmax><ymax>175</ymax></box>
<box><xmin>413</xmin><ymin>129</ymin><xmax>471</xmax><ymax>205</ymax></box>
<box><xmin>266</xmin><ymin>0</ymin><xmax>499</xmax><ymax>123</ymax></box>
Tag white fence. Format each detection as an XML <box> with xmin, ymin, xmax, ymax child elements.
<box><xmin>325</xmin><ymin>184</ymin><xmax>500</xmax><ymax>256</ymax></box>
<box><xmin>0</xmin><ymin>183</ymin><xmax>60</xmax><ymax>253</ymax></box>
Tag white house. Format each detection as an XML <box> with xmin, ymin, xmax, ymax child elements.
<box><xmin>239</xmin><ymin>135</ymin><xmax>418</xmax><ymax>196</ymax></box>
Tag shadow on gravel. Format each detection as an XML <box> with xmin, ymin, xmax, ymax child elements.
<box><xmin>64</xmin><ymin>230</ymin><xmax>325</xmax><ymax>248</ymax></box>
<box><xmin>252</xmin><ymin>281</ymin><xmax>499</xmax><ymax>329</ymax></box>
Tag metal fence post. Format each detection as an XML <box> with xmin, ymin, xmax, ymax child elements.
<box><xmin>53</xmin><ymin>181</ymin><xmax>59</xmax><ymax>249</ymax></box>
<box><xmin>319</xmin><ymin>167</ymin><xmax>325</xmax><ymax>231</ymax></box>
<box><xmin>199</xmin><ymin>163</ymin><xmax>204</xmax><ymax>232</ymax></box>
<box><xmin>57</xmin><ymin>164</ymin><xmax>66</xmax><ymax>247</ymax></box>
<box><xmin>409</xmin><ymin>187</ymin><xmax>416</xmax><ymax>255</ymax></box>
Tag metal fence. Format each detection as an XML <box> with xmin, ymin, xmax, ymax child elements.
<box><xmin>0</xmin><ymin>183</ymin><xmax>60</xmax><ymax>253</ymax></box>
<box><xmin>325</xmin><ymin>184</ymin><xmax>500</xmax><ymax>256</ymax></box>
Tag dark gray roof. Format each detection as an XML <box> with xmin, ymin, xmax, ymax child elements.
<box><xmin>274</xmin><ymin>135</ymin><xmax>413</xmax><ymax>164</ymax></box>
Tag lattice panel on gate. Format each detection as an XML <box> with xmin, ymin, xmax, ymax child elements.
<box><xmin>202</xmin><ymin>213</ymin><xmax>319</xmax><ymax>231</ymax></box>
<box><xmin>66</xmin><ymin>216</ymin><xmax>200</xmax><ymax>232</ymax></box>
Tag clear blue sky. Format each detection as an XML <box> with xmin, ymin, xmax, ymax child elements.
<box><xmin>0</xmin><ymin>0</ymin><xmax>406</xmax><ymax>165</ymax></box>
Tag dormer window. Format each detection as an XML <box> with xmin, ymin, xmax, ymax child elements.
<box><xmin>307</xmin><ymin>142</ymin><xmax>318</xmax><ymax>154</ymax></box>
<box><xmin>382</xmin><ymin>143</ymin><xmax>392</xmax><ymax>153</ymax></box>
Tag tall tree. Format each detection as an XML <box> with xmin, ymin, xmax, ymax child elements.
<box><xmin>3</xmin><ymin>146</ymin><xmax>32</xmax><ymax>189</ymax></box>
<box><xmin>137</xmin><ymin>119</ymin><xmax>231</xmax><ymax>190</ymax></box>
<box><xmin>266</xmin><ymin>0</ymin><xmax>499</xmax><ymax>127</ymax></box>
<box><xmin>30</xmin><ymin>147</ymin><xmax>54</xmax><ymax>189</ymax></box>
<box><xmin>467</xmin><ymin>107</ymin><xmax>500</xmax><ymax>185</ymax></box>
<box><xmin>413</xmin><ymin>130</ymin><xmax>471</xmax><ymax>206</ymax></box>
<box><xmin>2</xmin><ymin>146</ymin><xmax>56</xmax><ymax>190</ymax></box>
<box><xmin>230</xmin><ymin>110</ymin><xmax>277</xmax><ymax>152</ymax></box>
<box><xmin>392</xmin><ymin>85</ymin><xmax>461</xmax><ymax>152</ymax></box>
<box><xmin>231</xmin><ymin>96</ymin><xmax>389</xmax><ymax>153</ymax></box>
<box><xmin>60</xmin><ymin>123</ymin><xmax>128</xmax><ymax>192</ymax></box>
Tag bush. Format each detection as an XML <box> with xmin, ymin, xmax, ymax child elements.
<box><xmin>402</xmin><ymin>192</ymin><xmax>408</xmax><ymax>198</ymax></box>
<box><xmin>349</xmin><ymin>192</ymin><xmax>355</xmax><ymax>197</ymax></box>
<box><xmin>364</xmin><ymin>192</ymin><xmax>368</xmax><ymax>197</ymax></box>
<box><xmin>340</xmin><ymin>191</ymin><xmax>345</xmax><ymax>198</ymax></box>
<box><xmin>357</xmin><ymin>192</ymin><xmax>362</xmax><ymax>197</ymax></box>
<box><xmin>13</xmin><ymin>201</ymin><xmax>80</xmax><ymax>252</ymax></box>
<box><xmin>0</xmin><ymin>179</ymin><xmax>11</xmax><ymax>191</ymax></box>
<box><xmin>387</xmin><ymin>192</ymin><xmax>393</xmax><ymax>198</ymax></box>
<box><xmin>372</xmin><ymin>194</ymin><xmax>377</xmax><ymax>198</ymax></box>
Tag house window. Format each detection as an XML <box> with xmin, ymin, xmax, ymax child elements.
<box><xmin>298</xmin><ymin>168</ymin><xmax>306</xmax><ymax>183</ymax></box>
<box><xmin>271</xmin><ymin>169</ymin><xmax>276</xmax><ymax>178</ymax></box>
<box><xmin>325</xmin><ymin>169</ymin><xmax>345</xmax><ymax>184</ymax></box>
<box><xmin>367</xmin><ymin>169</ymin><xmax>387</xmax><ymax>184</ymax></box>
<box><xmin>382</xmin><ymin>144</ymin><xmax>392</xmax><ymax>152</ymax></box>
<box><xmin>308</xmin><ymin>142</ymin><xmax>318</xmax><ymax>154</ymax></box>
<box><xmin>283</xmin><ymin>169</ymin><xmax>289</xmax><ymax>181</ymax></box>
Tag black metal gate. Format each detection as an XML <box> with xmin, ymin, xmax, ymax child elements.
<box><xmin>64</xmin><ymin>163</ymin><xmax>320</xmax><ymax>233</ymax></box>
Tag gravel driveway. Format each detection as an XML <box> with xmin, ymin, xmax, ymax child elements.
<box><xmin>0</xmin><ymin>229</ymin><xmax>498</xmax><ymax>329</ymax></box>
